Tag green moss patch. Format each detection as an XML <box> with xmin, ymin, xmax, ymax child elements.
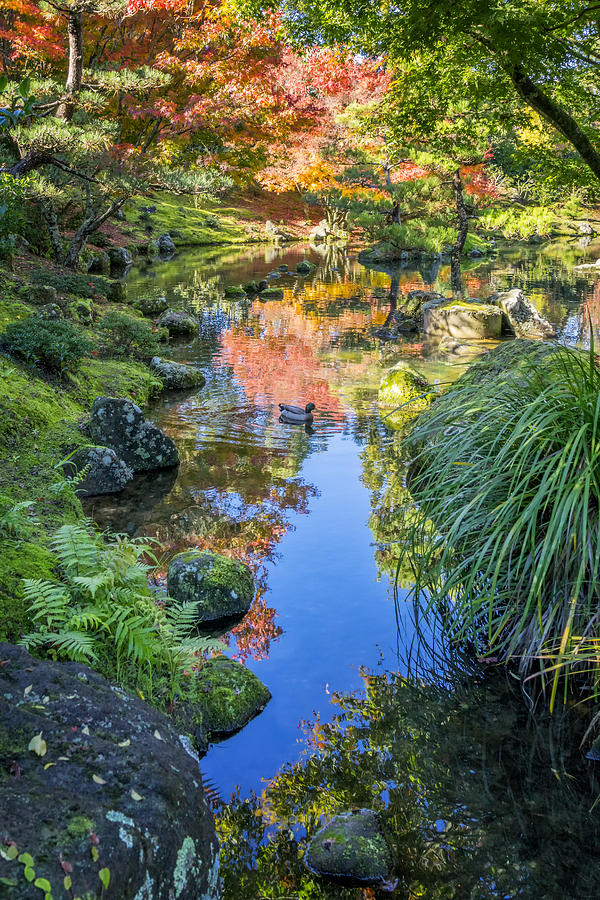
<box><xmin>185</xmin><ymin>657</ymin><xmax>271</xmax><ymax>737</ymax></box>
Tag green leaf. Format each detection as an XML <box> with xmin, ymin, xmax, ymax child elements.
<box><xmin>0</xmin><ymin>76</ymin><xmax>8</xmax><ymax>93</ymax></box>
<box><xmin>34</xmin><ymin>877</ymin><xmax>52</xmax><ymax>891</ymax></box>
<box><xmin>24</xmin><ymin>866</ymin><xmax>36</xmax><ymax>882</ymax></box>
<box><xmin>98</xmin><ymin>867</ymin><xmax>110</xmax><ymax>889</ymax></box>
<box><xmin>0</xmin><ymin>877</ymin><xmax>18</xmax><ymax>886</ymax></box>
<box><xmin>64</xmin><ymin>875</ymin><xmax>72</xmax><ymax>890</ymax></box>
<box><xmin>18</xmin><ymin>77</ymin><xmax>30</xmax><ymax>99</ymax></box>
<box><xmin>18</xmin><ymin>852</ymin><xmax>34</xmax><ymax>867</ymax></box>
<box><xmin>0</xmin><ymin>845</ymin><xmax>18</xmax><ymax>861</ymax></box>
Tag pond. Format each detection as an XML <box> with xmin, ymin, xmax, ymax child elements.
<box><xmin>84</xmin><ymin>237</ymin><xmax>600</xmax><ymax>896</ymax></box>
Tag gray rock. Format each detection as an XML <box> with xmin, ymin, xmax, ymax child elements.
<box><xmin>157</xmin><ymin>308</ymin><xmax>199</xmax><ymax>336</ymax></box>
<box><xmin>150</xmin><ymin>357</ymin><xmax>206</xmax><ymax>391</ymax></box>
<box><xmin>88</xmin><ymin>250</ymin><xmax>111</xmax><ymax>275</ymax></box>
<box><xmin>25</xmin><ymin>284</ymin><xmax>58</xmax><ymax>306</ymax></box>
<box><xmin>87</xmin><ymin>397</ymin><xmax>179</xmax><ymax>472</ymax></box>
<box><xmin>135</xmin><ymin>294</ymin><xmax>169</xmax><ymax>317</ymax></box>
<box><xmin>158</xmin><ymin>232</ymin><xmax>176</xmax><ymax>255</ymax></box>
<box><xmin>265</xmin><ymin>220</ymin><xmax>292</xmax><ymax>242</ymax></box>
<box><xmin>167</xmin><ymin>549</ymin><xmax>254</xmax><ymax>624</ymax></box>
<box><xmin>278</xmin><ymin>264</ymin><xmax>289</xmax><ymax>272</ymax></box>
<box><xmin>398</xmin><ymin>290</ymin><xmax>447</xmax><ymax>328</ymax></box>
<box><xmin>184</xmin><ymin>656</ymin><xmax>271</xmax><ymax>736</ymax></box>
<box><xmin>423</xmin><ymin>300</ymin><xmax>503</xmax><ymax>340</ymax></box>
<box><xmin>107</xmin><ymin>246</ymin><xmax>133</xmax><ymax>271</ymax></box>
<box><xmin>0</xmin><ymin>642</ymin><xmax>220</xmax><ymax>900</ymax></box>
<box><xmin>305</xmin><ymin>809</ymin><xmax>393</xmax><ymax>886</ymax></box>
<box><xmin>491</xmin><ymin>288</ymin><xmax>556</xmax><ymax>339</ymax></box>
<box><xmin>578</xmin><ymin>221</ymin><xmax>594</xmax><ymax>235</ymax></box>
<box><xmin>63</xmin><ymin>444</ymin><xmax>134</xmax><ymax>496</ymax></box>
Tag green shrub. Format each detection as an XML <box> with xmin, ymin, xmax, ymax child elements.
<box><xmin>0</xmin><ymin>173</ymin><xmax>27</xmax><ymax>259</ymax></box>
<box><xmin>400</xmin><ymin>341</ymin><xmax>600</xmax><ymax>709</ymax></box>
<box><xmin>99</xmin><ymin>310</ymin><xmax>165</xmax><ymax>359</ymax></box>
<box><xmin>0</xmin><ymin>318</ymin><xmax>95</xmax><ymax>376</ymax></box>
<box><xmin>478</xmin><ymin>205</ymin><xmax>556</xmax><ymax>240</ymax></box>
<box><xmin>28</xmin><ymin>267</ymin><xmax>111</xmax><ymax>299</ymax></box>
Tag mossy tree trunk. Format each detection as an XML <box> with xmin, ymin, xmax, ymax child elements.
<box><xmin>450</xmin><ymin>168</ymin><xmax>468</xmax><ymax>295</ymax></box>
<box><xmin>56</xmin><ymin>7</ymin><xmax>84</xmax><ymax>121</ymax></box>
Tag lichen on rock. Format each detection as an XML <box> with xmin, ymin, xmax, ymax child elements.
<box><xmin>305</xmin><ymin>809</ymin><xmax>394</xmax><ymax>886</ymax></box>
<box><xmin>184</xmin><ymin>656</ymin><xmax>271</xmax><ymax>737</ymax></box>
<box><xmin>62</xmin><ymin>444</ymin><xmax>134</xmax><ymax>496</ymax></box>
<box><xmin>149</xmin><ymin>357</ymin><xmax>206</xmax><ymax>391</ymax></box>
<box><xmin>86</xmin><ymin>396</ymin><xmax>179</xmax><ymax>472</ymax></box>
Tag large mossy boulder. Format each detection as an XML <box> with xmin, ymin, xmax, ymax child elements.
<box><xmin>150</xmin><ymin>357</ymin><xmax>206</xmax><ymax>391</ymax></box>
<box><xmin>24</xmin><ymin>284</ymin><xmax>59</xmax><ymax>306</ymax></box>
<box><xmin>157</xmin><ymin>308</ymin><xmax>199</xmax><ymax>336</ymax></box>
<box><xmin>305</xmin><ymin>809</ymin><xmax>394</xmax><ymax>887</ymax></box>
<box><xmin>378</xmin><ymin>362</ymin><xmax>432</xmax><ymax>428</ymax></box>
<box><xmin>186</xmin><ymin>656</ymin><xmax>271</xmax><ymax>737</ymax></box>
<box><xmin>358</xmin><ymin>242</ymin><xmax>407</xmax><ymax>264</ymax></box>
<box><xmin>63</xmin><ymin>445</ymin><xmax>134</xmax><ymax>497</ymax></box>
<box><xmin>399</xmin><ymin>290</ymin><xmax>446</xmax><ymax>327</ymax></box>
<box><xmin>87</xmin><ymin>397</ymin><xmax>179</xmax><ymax>472</ymax></box>
<box><xmin>0</xmin><ymin>642</ymin><xmax>220</xmax><ymax>900</ymax></box>
<box><xmin>167</xmin><ymin>550</ymin><xmax>254</xmax><ymax>624</ymax></box>
<box><xmin>491</xmin><ymin>288</ymin><xmax>556</xmax><ymax>339</ymax></box>
<box><xmin>224</xmin><ymin>285</ymin><xmax>247</xmax><ymax>299</ymax></box>
<box><xmin>423</xmin><ymin>299</ymin><xmax>502</xmax><ymax>340</ymax></box>
<box><xmin>449</xmin><ymin>338</ymin><xmax>558</xmax><ymax>389</ymax></box>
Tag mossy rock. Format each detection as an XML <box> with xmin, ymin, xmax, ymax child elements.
<box><xmin>296</xmin><ymin>260</ymin><xmax>317</xmax><ymax>275</ymax></box>
<box><xmin>455</xmin><ymin>339</ymin><xmax>559</xmax><ymax>389</ymax></box>
<box><xmin>62</xmin><ymin>444</ymin><xmax>134</xmax><ymax>497</ymax></box>
<box><xmin>187</xmin><ymin>656</ymin><xmax>271</xmax><ymax>736</ymax></box>
<box><xmin>258</xmin><ymin>287</ymin><xmax>284</xmax><ymax>300</ymax></box>
<box><xmin>378</xmin><ymin>362</ymin><xmax>432</xmax><ymax>428</ymax></box>
<box><xmin>149</xmin><ymin>357</ymin><xmax>206</xmax><ymax>391</ymax></box>
<box><xmin>224</xmin><ymin>285</ymin><xmax>247</xmax><ymax>299</ymax></box>
<box><xmin>106</xmin><ymin>280</ymin><xmax>127</xmax><ymax>302</ymax></box>
<box><xmin>23</xmin><ymin>284</ymin><xmax>58</xmax><ymax>306</ymax></box>
<box><xmin>167</xmin><ymin>550</ymin><xmax>254</xmax><ymax>623</ymax></box>
<box><xmin>157</xmin><ymin>308</ymin><xmax>199</xmax><ymax>335</ymax></box>
<box><xmin>305</xmin><ymin>809</ymin><xmax>394</xmax><ymax>886</ymax></box>
<box><xmin>243</xmin><ymin>280</ymin><xmax>260</xmax><ymax>294</ymax></box>
<box><xmin>87</xmin><ymin>396</ymin><xmax>179</xmax><ymax>472</ymax></box>
<box><xmin>135</xmin><ymin>294</ymin><xmax>170</xmax><ymax>317</ymax></box>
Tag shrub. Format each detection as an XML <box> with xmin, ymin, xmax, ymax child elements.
<box><xmin>399</xmin><ymin>341</ymin><xmax>600</xmax><ymax>709</ymax></box>
<box><xmin>0</xmin><ymin>318</ymin><xmax>95</xmax><ymax>375</ymax></box>
<box><xmin>28</xmin><ymin>267</ymin><xmax>111</xmax><ymax>299</ymax></box>
<box><xmin>99</xmin><ymin>310</ymin><xmax>165</xmax><ymax>359</ymax></box>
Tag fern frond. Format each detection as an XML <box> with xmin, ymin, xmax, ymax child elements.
<box><xmin>52</xmin><ymin>523</ymin><xmax>100</xmax><ymax>574</ymax></box>
<box><xmin>23</xmin><ymin>579</ymin><xmax>70</xmax><ymax>626</ymax></box>
<box><xmin>72</xmin><ymin>572</ymin><xmax>114</xmax><ymax>599</ymax></box>
<box><xmin>47</xmin><ymin>630</ymin><xmax>98</xmax><ymax>662</ymax></box>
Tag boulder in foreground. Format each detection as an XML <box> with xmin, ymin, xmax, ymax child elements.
<box><xmin>87</xmin><ymin>397</ymin><xmax>179</xmax><ymax>472</ymax></box>
<box><xmin>63</xmin><ymin>445</ymin><xmax>134</xmax><ymax>496</ymax></box>
<box><xmin>0</xmin><ymin>642</ymin><xmax>219</xmax><ymax>900</ymax></box>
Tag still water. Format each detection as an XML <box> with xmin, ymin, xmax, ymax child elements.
<box><xmin>86</xmin><ymin>238</ymin><xmax>600</xmax><ymax>896</ymax></box>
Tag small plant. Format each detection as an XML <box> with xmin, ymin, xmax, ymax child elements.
<box><xmin>0</xmin><ymin>499</ymin><xmax>37</xmax><ymax>536</ymax></box>
<box><xmin>0</xmin><ymin>319</ymin><xmax>95</xmax><ymax>376</ymax></box>
<box><xmin>98</xmin><ymin>311</ymin><xmax>164</xmax><ymax>359</ymax></box>
<box><xmin>21</xmin><ymin>524</ymin><xmax>224</xmax><ymax>704</ymax></box>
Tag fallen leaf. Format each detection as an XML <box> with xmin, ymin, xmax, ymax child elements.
<box><xmin>28</xmin><ymin>732</ymin><xmax>47</xmax><ymax>757</ymax></box>
<box><xmin>92</xmin><ymin>774</ymin><xmax>106</xmax><ymax>785</ymax></box>
<box><xmin>23</xmin><ymin>684</ymin><xmax>33</xmax><ymax>695</ymax></box>
<box><xmin>82</xmin><ymin>725</ymin><xmax>90</xmax><ymax>736</ymax></box>
<box><xmin>9</xmin><ymin>761</ymin><xmax>21</xmax><ymax>777</ymax></box>
<box><xmin>43</xmin><ymin>762</ymin><xmax>56</xmax><ymax>770</ymax></box>
<box><xmin>130</xmin><ymin>789</ymin><xmax>143</xmax><ymax>801</ymax></box>
<box><xmin>118</xmin><ymin>738</ymin><xmax>130</xmax><ymax>748</ymax></box>
<box><xmin>153</xmin><ymin>730</ymin><xmax>163</xmax><ymax>741</ymax></box>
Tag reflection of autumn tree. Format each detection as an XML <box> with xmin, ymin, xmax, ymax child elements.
<box><xmin>217</xmin><ymin>670</ymin><xmax>600</xmax><ymax>899</ymax></box>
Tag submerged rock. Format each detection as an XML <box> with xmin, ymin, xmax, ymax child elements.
<box><xmin>305</xmin><ymin>809</ymin><xmax>393</xmax><ymax>886</ymax></box>
<box><xmin>63</xmin><ymin>444</ymin><xmax>134</xmax><ymax>496</ymax></box>
<box><xmin>186</xmin><ymin>656</ymin><xmax>271</xmax><ymax>736</ymax></box>
<box><xmin>0</xmin><ymin>642</ymin><xmax>220</xmax><ymax>900</ymax></box>
<box><xmin>491</xmin><ymin>288</ymin><xmax>556</xmax><ymax>339</ymax></box>
<box><xmin>224</xmin><ymin>285</ymin><xmax>247</xmax><ymax>299</ymax></box>
<box><xmin>87</xmin><ymin>396</ymin><xmax>179</xmax><ymax>472</ymax></box>
<box><xmin>150</xmin><ymin>357</ymin><xmax>206</xmax><ymax>391</ymax></box>
<box><xmin>423</xmin><ymin>299</ymin><xmax>502</xmax><ymax>340</ymax></box>
<box><xmin>378</xmin><ymin>361</ymin><xmax>432</xmax><ymax>427</ymax></box>
<box><xmin>258</xmin><ymin>287</ymin><xmax>284</xmax><ymax>300</ymax></box>
<box><xmin>157</xmin><ymin>308</ymin><xmax>199</xmax><ymax>336</ymax></box>
<box><xmin>158</xmin><ymin>232</ymin><xmax>176</xmax><ymax>255</ymax></box>
<box><xmin>167</xmin><ymin>549</ymin><xmax>254</xmax><ymax>623</ymax></box>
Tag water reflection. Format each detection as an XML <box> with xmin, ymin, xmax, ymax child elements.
<box><xmin>85</xmin><ymin>238</ymin><xmax>600</xmax><ymax>800</ymax></box>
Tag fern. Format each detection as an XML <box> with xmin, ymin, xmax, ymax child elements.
<box><xmin>0</xmin><ymin>500</ymin><xmax>37</xmax><ymax>536</ymax></box>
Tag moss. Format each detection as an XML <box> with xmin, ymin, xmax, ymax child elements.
<box><xmin>378</xmin><ymin>362</ymin><xmax>432</xmax><ymax>430</ymax></box>
<box><xmin>28</xmin><ymin>267</ymin><xmax>112</xmax><ymax>300</ymax></box>
<box><xmin>65</xmin><ymin>816</ymin><xmax>95</xmax><ymax>843</ymax></box>
<box><xmin>185</xmin><ymin>657</ymin><xmax>271</xmax><ymax>736</ymax></box>
<box><xmin>124</xmin><ymin>193</ymin><xmax>255</xmax><ymax>248</ymax></box>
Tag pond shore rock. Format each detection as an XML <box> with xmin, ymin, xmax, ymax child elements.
<box><xmin>296</xmin><ymin>260</ymin><xmax>317</xmax><ymax>275</ymax></box>
<box><xmin>87</xmin><ymin>397</ymin><xmax>179</xmax><ymax>472</ymax></box>
<box><xmin>167</xmin><ymin>550</ymin><xmax>254</xmax><ymax>624</ymax></box>
<box><xmin>63</xmin><ymin>445</ymin><xmax>134</xmax><ymax>496</ymax></box>
<box><xmin>0</xmin><ymin>642</ymin><xmax>220</xmax><ymax>900</ymax></box>
<box><xmin>423</xmin><ymin>298</ymin><xmax>503</xmax><ymax>340</ymax></box>
<box><xmin>378</xmin><ymin>361</ymin><xmax>432</xmax><ymax>428</ymax></box>
<box><xmin>185</xmin><ymin>656</ymin><xmax>271</xmax><ymax>737</ymax></box>
<box><xmin>157</xmin><ymin>309</ymin><xmax>200</xmax><ymax>335</ymax></box>
<box><xmin>150</xmin><ymin>357</ymin><xmax>206</xmax><ymax>391</ymax></box>
<box><xmin>305</xmin><ymin>809</ymin><xmax>394</xmax><ymax>886</ymax></box>
<box><xmin>491</xmin><ymin>288</ymin><xmax>556</xmax><ymax>339</ymax></box>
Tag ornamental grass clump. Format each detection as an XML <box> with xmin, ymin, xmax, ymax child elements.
<box><xmin>401</xmin><ymin>340</ymin><xmax>600</xmax><ymax>708</ymax></box>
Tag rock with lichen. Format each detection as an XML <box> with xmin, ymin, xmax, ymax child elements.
<box><xmin>490</xmin><ymin>288</ymin><xmax>556</xmax><ymax>339</ymax></box>
<box><xmin>167</xmin><ymin>550</ymin><xmax>254</xmax><ymax>624</ymax></box>
<box><xmin>62</xmin><ymin>445</ymin><xmax>134</xmax><ymax>497</ymax></box>
<box><xmin>86</xmin><ymin>397</ymin><xmax>179</xmax><ymax>472</ymax></box>
<box><xmin>157</xmin><ymin>309</ymin><xmax>199</xmax><ymax>336</ymax></box>
<box><xmin>0</xmin><ymin>642</ymin><xmax>220</xmax><ymax>900</ymax></box>
<box><xmin>305</xmin><ymin>809</ymin><xmax>394</xmax><ymax>886</ymax></box>
<box><xmin>423</xmin><ymin>299</ymin><xmax>503</xmax><ymax>340</ymax></box>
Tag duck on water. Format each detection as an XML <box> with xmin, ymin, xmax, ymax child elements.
<box><xmin>278</xmin><ymin>402</ymin><xmax>316</xmax><ymax>425</ymax></box>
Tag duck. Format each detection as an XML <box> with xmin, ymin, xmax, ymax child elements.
<box><xmin>278</xmin><ymin>402</ymin><xmax>316</xmax><ymax>425</ymax></box>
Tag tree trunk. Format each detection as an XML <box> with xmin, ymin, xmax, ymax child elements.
<box><xmin>510</xmin><ymin>64</ymin><xmax>600</xmax><ymax>183</ymax></box>
<box><xmin>64</xmin><ymin>197</ymin><xmax>125</xmax><ymax>269</ymax></box>
<box><xmin>450</xmin><ymin>169</ymin><xmax>468</xmax><ymax>294</ymax></box>
<box><xmin>1</xmin><ymin>150</ymin><xmax>53</xmax><ymax>177</ymax></box>
<box><xmin>41</xmin><ymin>200</ymin><xmax>65</xmax><ymax>265</ymax></box>
<box><xmin>56</xmin><ymin>8</ymin><xmax>83</xmax><ymax>121</ymax></box>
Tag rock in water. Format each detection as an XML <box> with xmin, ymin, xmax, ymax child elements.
<box><xmin>158</xmin><ymin>232</ymin><xmax>176</xmax><ymax>255</ymax></box>
<box><xmin>296</xmin><ymin>260</ymin><xmax>317</xmax><ymax>275</ymax></box>
<box><xmin>185</xmin><ymin>656</ymin><xmax>271</xmax><ymax>736</ymax></box>
<box><xmin>63</xmin><ymin>445</ymin><xmax>134</xmax><ymax>496</ymax></box>
<box><xmin>491</xmin><ymin>288</ymin><xmax>556</xmax><ymax>339</ymax></box>
<box><xmin>423</xmin><ymin>299</ymin><xmax>503</xmax><ymax>340</ymax></box>
<box><xmin>157</xmin><ymin>309</ymin><xmax>200</xmax><ymax>336</ymax></box>
<box><xmin>167</xmin><ymin>550</ymin><xmax>254</xmax><ymax>623</ymax></box>
<box><xmin>378</xmin><ymin>361</ymin><xmax>432</xmax><ymax>428</ymax></box>
<box><xmin>305</xmin><ymin>809</ymin><xmax>393</xmax><ymax>886</ymax></box>
<box><xmin>0</xmin><ymin>642</ymin><xmax>220</xmax><ymax>900</ymax></box>
<box><xmin>107</xmin><ymin>246</ymin><xmax>133</xmax><ymax>272</ymax></box>
<box><xmin>150</xmin><ymin>357</ymin><xmax>206</xmax><ymax>391</ymax></box>
<box><xmin>87</xmin><ymin>397</ymin><xmax>179</xmax><ymax>472</ymax></box>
